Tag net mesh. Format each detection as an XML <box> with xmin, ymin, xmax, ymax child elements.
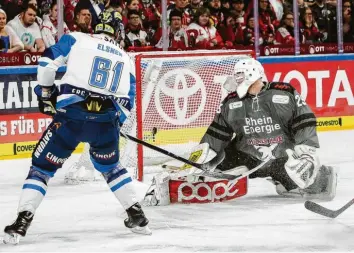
<box><xmin>72</xmin><ymin>50</ymin><xmax>254</xmax><ymax>181</ymax></box>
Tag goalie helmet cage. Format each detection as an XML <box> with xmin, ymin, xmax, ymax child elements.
<box><xmin>72</xmin><ymin>50</ymin><xmax>254</xmax><ymax>182</ymax></box>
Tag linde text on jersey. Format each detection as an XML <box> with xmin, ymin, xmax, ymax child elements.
<box><xmin>243</xmin><ymin>116</ymin><xmax>281</xmax><ymax>134</ymax></box>
<box><xmin>97</xmin><ymin>43</ymin><xmax>122</xmax><ymax>56</ymax></box>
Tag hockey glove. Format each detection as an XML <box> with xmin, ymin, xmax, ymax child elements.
<box><xmin>285</xmin><ymin>145</ymin><xmax>320</xmax><ymax>189</ymax></box>
<box><xmin>34</xmin><ymin>85</ymin><xmax>59</xmax><ymax>116</ymax></box>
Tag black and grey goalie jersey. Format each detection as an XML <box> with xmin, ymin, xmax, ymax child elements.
<box><xmin>201</xmin><ymin>82</ymin><xmax>320</xmax><ymax>161</ymax></box>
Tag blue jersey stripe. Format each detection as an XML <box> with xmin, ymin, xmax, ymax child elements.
<box><xmin>56</xmin><ymin>95</ymin><xmax>85</xmax><ymax>109</ymax></box>
<box><xmin>110</xmin><ymin>177</ymin><xmax>132</xmax><ymax>192</ymax></box>
<box><xmin>23</xmin><ymin>184</ymin><xmax>47</xmax><ymax>196</ymax></box>
<box><xmin>42</xmin><ymin>34</ymin><xmax>77</xmax><ymax>60</ymax></box>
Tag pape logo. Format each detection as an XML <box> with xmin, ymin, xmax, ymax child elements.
<box><xmin>177</xmin><ymin>181</ymin><xmax>240</xmax><ymax>202</ymax></box>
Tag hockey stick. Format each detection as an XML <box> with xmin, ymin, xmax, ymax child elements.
<box><xmin>120</xmin><ymin>131</ymin><xmax>266</xmax><ymax>180</ymax></box>
<box><xmin>201</xmin><ymin>156</ymin><xmax>272</xmax><ymax>181</ymax></box>
<box><xmin>304</xmin><ymin>199</ymin><xmax>354</xmax><ymax>218</ymax></box>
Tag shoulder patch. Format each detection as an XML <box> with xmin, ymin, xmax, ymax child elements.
<box><xmin>268</xmin><ymin>82</ymin><xmax>295</xmax><ymax>95</ymax></box>
<box><xmin>229</xmin><ymin>101</ymin><xmax>243</xmax><ymax>109</ymax></box>
<box><xmin>272</xmin><ymin>94</ymin><xmax>289</xmax><ymax>104</ymax></box>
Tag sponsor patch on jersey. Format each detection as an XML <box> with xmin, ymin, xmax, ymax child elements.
<box><xmin>272</xmin><ymin>95</ymin><xmax>289</xmax><ymax>104</ymax></box>
<box><xmin>229</xmin><ymin>101</ymin><xmax>242</xmax><ymax>110</ymax></box>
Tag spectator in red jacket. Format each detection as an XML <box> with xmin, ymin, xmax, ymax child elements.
<box><xmin>275</xmin><ymin>12</ymin><xmax>295</xmax><ymax>45</ymax></box>
<box><xmin>245</xmin><ymin>0</ymin><xmax>278</xmax><ymax>45</ymax></box>
<box><xmin>64</xmin><ymin>0</ymin><xmax>80</xmax><ymax>29</ymax></box>
<box><xmin>41</xmin><ymin>0</ymin><xmax>70</xmax><ymax>48</ymax></box>
<box><xmin>167</xmin><ymin>0</ymin><xmax>193</xmax><ymax>28</ymax></box>
<box><xmin>141</xmin><ymin>0</ymin><xmax>161</xmax><ymax>32</ymax></box>
<box><xmin>299</xmin><ymin>7</ymin><xmax>324</xmax><ymax>43</ymax></box>
<box><xmin>153</xmin><ymin>9</ymin><xmax>188</xmax><ymax>49</ymax></box>
<box><xmin>238</xmin><ymin>14</ymin><xmax>264</xmax><ymax>46</ymax></box>
<box><xmin>186</xmin><ymin>7</ymin><xmax>223</xmax><ymax>49</ymax></box>
<box><xmin>218</xmin><ymin>14</ymin><xmax>237</xmax><ymax>46</ymax></box>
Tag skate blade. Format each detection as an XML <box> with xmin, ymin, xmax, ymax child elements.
<box><xmin>130</xmin><ymin>225</ymin><xmax>152</xmax><ymax>235</ymax></box>
<box><xmin>3</xmin><ymin>233</ymin><xmax>22</xmax><ymax>245</ymax></box>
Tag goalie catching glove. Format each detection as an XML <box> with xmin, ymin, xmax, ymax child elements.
<box><xmin>34</xmin><ymin>85</ymin><xmax>59</xmax><ymax>116</ymax></box>
<box><xmin>285</xmin><ymin>144</ymin><xmax>320</xmax><ymax>189</ymax></box>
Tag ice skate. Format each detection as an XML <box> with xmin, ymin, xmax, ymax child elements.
<box><xmin>3</xmin><ymin>211</ymin><xmax>34</xmax><ymax>245</ymax></box>
<box><xmin>124</xmin><ymin>203</ymin><xmax>151</xmax><ymax>235</ymax></box>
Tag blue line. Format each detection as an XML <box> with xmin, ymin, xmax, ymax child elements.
<box><xmin>110</xmin><ymin>177</ymin><xmax>132</xmax><ymax>192</ymax></box>
<box><xmin>23</xmin><ymin>184</ymin><xmax>47</xmax><ymax>196</ymax></box>
<box><xmin>258</xmin><ymin>54</ymin><xmax>354</xmax><ymax>64</ymax></box>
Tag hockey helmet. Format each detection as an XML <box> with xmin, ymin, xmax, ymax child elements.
<box><xmin>224</xmin><ymin>58</ymin><xmax>266</xmax><ymax>98</ymax></box>
<box><xmin>95</xmin><ymin>22</ymin><xmax>116</xmax><ymax>37</ymax></box>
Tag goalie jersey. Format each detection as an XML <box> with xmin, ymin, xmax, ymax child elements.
<box><xmin>201</xmin><ymin>82</ymin><xmax>320</xmax><ymax>161</ymax></box>
<box><xmin>37</xmin><ymin>32</ymin><xmax>136</xmax><ymax>124</ymax></box>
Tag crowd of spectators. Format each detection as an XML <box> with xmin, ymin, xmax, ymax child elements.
<box><xmin>0</xmin><ymin>0</ymin><xmax>353</xmax><ymax>53</ymax></box>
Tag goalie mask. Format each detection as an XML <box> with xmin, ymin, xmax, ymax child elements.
<box><xmin>224</xmin><ymin>58</ymin><xmax>266</xmax><ymax>98</ymax></box>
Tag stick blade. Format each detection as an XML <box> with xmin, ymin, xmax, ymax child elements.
<box><xmin>304</xmin><ymin>200</ymin><xmax>337</xmax><ymax>218</ymax></box>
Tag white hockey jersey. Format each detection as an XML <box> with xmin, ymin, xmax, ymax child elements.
<box><xmin>37</xmin><ymin>32</ymin><xmax>136</xmax><ymax>124</ymax></box>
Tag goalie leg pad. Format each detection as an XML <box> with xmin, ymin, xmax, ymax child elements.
<box><xmin>142</xmin><ymin>172</ymin><xmax>171</xmax><ymax>206</ymax></box>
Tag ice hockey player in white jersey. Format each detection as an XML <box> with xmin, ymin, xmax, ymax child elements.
<box><xmin>3</xmin><ymin>22</ymin><xmax>151</xmax><ymax>245</ymax></box>
<box><xmin>143</xmin><ymin>58</ymin><xmax>337</xmax><ymax>206</ymax></box>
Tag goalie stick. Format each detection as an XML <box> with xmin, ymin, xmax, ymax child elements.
<box><xmin>304</xmin><ymin>199</ymin><xmax>354</xmax><ymax>218</ymax></box>
<box><xmin>120</xmin><ymin>132</ymin><xmax>271</xmax><ymax>180</ymax></box>
<box><xmin>120</xmin><ymin>132</ymin><xmax>272</xmax><ymax>180</ymax></box>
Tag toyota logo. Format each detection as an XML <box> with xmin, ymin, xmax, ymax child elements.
<box><xmin>155</xmin><ymin>68</ymin><xmax>207</xmax><ymax>125</ymax></box>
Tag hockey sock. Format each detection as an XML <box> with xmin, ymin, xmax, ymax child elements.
<box><xmin>102</xmin><ymin>166</ymin><xmax>138</xmax><ymax>210</ymax></box>
<box><xmin>18</xmin><ymin>166</ymin><xmax>51</xmax><ymax>214</ymax></box>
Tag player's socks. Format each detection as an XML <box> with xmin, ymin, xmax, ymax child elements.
<box><xmin>18</xmin><ymin>166</ymin><xmax>50</xmax><ymax>214</ymax></box>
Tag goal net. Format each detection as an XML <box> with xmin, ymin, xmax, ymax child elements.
<box><xmin>66</xmin><ymin>50</ymin><xmax>254</xmax><ymax>183</ymax></box>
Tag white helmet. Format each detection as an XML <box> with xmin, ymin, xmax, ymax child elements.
<box><xmin>224</xmin><ymin>58</ymin><xmax>266</xmax><ymax>98</ymax></box>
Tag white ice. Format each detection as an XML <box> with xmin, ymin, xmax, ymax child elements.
<box><xmin>1</xmin><ymin>130</ymin><xmax>354</xmax><ymax>252</ymax></box>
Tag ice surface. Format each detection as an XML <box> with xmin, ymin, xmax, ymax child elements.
<box><xmin>1</xmin><ymin>130</ymin><xmax>354</xmax><ymax>252</ymax></box>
